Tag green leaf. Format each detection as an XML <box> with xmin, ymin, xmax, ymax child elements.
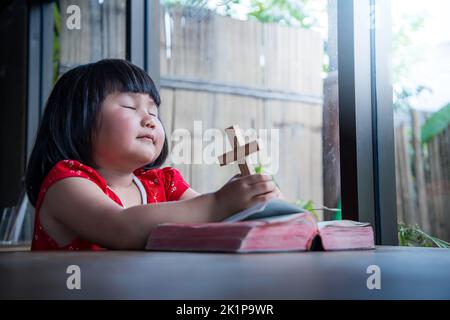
<box><xmin>421</xmin><ymin>103</ymin><xmax>450</xmax><ymax>143</ymax></box>
<box><xmin>398</xmin><ymin>223</ymin><xmax>450</xmax><ymax>248</ymax></box>
<box><xmin>255</xmin><ymin>165</ymin><xmax>264</xmax><ymax>174</ymax></box>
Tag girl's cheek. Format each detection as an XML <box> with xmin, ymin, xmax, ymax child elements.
<box><xmin>155</xmin><ymin>119</ymin><xmax>165</xmax><ymax>139</ymax></box>
<box><xmin>112</xmin><ymin>114</ymin><xmax>135</xmax><ymax>138</ymax></box>
<box><xmin>157</xmin><ymin>127</ymin><xmax>166</xmax><ymax>147</ymax></box>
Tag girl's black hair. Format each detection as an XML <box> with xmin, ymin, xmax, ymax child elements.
<box><xmin>25</xmin><ymin>59</ymin><xmax>169</xmax><ymax>207</ymax></box>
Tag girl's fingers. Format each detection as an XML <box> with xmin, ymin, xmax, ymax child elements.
<box><xmin>243</xmin><ymin>173</ymin><xmax>273</xmax><ymax>186</ymax></box>
<box><xmin>251</xmin><ymin>189</ymin><xmax>279</xmax><ymax>203</ymax></box>
<box><xmin>248</xmin><ymin>181</ymin><xmax>277</xmax><ymax>199</ymax></box>
<box><xmin>254</xmin><ymin>180</ymin><xmax>277</xmax><ymax>195</ymax></box>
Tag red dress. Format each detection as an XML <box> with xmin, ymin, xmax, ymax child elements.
<box><xmin>31</xmin><ymin>159</ymin><xmax>190</xmax><ymax>251</ymax></box>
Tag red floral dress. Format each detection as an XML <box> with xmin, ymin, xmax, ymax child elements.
<box><xmin>31</xmin><ymin>160</ymin><xmax>190</xmax><ymax>251</ymax></box>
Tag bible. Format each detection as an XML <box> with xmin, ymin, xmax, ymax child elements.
<box><xmin>145</xmin><ymin>199</ymin><xmax>375</xmax><ymax>253</ymax></box>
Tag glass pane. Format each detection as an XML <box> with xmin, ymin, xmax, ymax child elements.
<box><xmin>7</xmin><ymin>0</ymin><xmax>128</xmax><ymax>244</ymax></box>
<box><xmin>159</xmin><ymin>0</ymin><xmax>340</xmax><ymax>220</ymax></box>
<box><xmin>55</xmin><ymin>0</ymin><xmax>127</xmax><ymax>78</ymax></box>
<box><xmin>390</xmin><ymin>0</ymin><xmax>450</xmax><ymax>243</ymax></box>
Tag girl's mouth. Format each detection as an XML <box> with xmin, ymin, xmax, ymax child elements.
<box><xmin>137</xmin><ymin>134</ymin><xmax>155</xmax><ymax>143</ymax></box>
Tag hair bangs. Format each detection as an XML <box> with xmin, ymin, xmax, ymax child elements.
<box><xmin>94</xmin><ymin>59</ymin><xmax>161</xmax><ymax>107</ymax></box>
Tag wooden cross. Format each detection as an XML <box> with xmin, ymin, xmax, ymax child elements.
<box><xmin>218</xmin><ymin>125</ymin><xmax>261</xmax><ymax>176</ymax></box>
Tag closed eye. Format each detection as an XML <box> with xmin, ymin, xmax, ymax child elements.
<box><xmin>122</xmin><ymin>106</ymin><xmax>158</xmax><ymax>117</ymax></box>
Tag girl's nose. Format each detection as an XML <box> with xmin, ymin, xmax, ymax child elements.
<box><xmin>141</xmin><ymin>114</ymin><xmax>156</xmax><ymax>128</ymax></box>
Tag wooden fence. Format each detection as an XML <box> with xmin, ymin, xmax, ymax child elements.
<box><xmin>158</xmin><ymin>5</ymin><xmax>324</xmax><ymax>207</ymax></box>
<box><xmin>58</xmin><ymin>0</ymin><xmax>126</xmax><ymax>71</ymax></box>
<box><xmin>395</xmin><ymin>111</ymin><xmax>450</xmax><ymax>241</ymax></box>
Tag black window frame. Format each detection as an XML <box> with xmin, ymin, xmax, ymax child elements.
<box><xmin>337</xmin><ymin>0</ymin><xmax>397</xmax><ymax>245</ymax></box>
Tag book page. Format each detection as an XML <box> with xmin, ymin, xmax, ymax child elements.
<box><xmin>257</xmin><ymin>212</ymin><xmax>309</xmax><ymax>223</ymax></box>
<box><xmin>222</xmin><ymin>199</ymin><xmax>305</xmax><ymax>223</ymax></box>
<box><xmin>317</xmin><ymin>220</ymin><xmax>371</xmax><ymax>229</ymax></box>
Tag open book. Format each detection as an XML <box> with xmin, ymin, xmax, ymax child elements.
<box><xmin>145</xmin><ymin>199</ymin><xmax>375</xmax><ymax>253</ymax></box>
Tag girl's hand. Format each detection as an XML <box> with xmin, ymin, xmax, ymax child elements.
<box><xmin>230</xmin><ymin>173</ymin><xmax>286</xmax><ymax>201</ymax></box>
<box><xmin>214</xmin><ymin>173</ymin><xmax>282</xmax><ymax>219</ymax></box>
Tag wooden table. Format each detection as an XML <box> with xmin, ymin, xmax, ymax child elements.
<box><xmin>1</xmin><ymin>246</ymin><xmax>449</xmax><ymax>299</ymax></box>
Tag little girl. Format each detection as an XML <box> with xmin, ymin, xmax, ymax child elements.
<box><xmin>25</xmin><ymin>59</ymin><xmax>282</xmax><ymax>250</ymax></box>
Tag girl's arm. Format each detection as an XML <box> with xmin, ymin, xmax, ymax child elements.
<box><xmin>179</xmin><ymin>188</ymin><xmax>201</xmax><ymax>200</ymax></box>
<box><xmin>43</xmin><ymin>173</ymin><xmax>277</xmax><ymax>250</ymax></box>
<box><xmin>180</xmin><ymin>186</ymin><xmax>285</xmax><ymax>201</ymax></box>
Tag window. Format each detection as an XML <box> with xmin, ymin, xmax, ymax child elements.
<box><xmin>3</xmin><ymin>0</ymin><xmax>411</xmax><ymax>246</ymax></box>
<box><xmin>55</xmin><ymin>0</ymin><xmax>127</xmax><ymax>77</ymax></box>
<box><xmin>0</xmin><ymin>0</ymin><xmax>127</xmax><ymax>245</ymax></box>
<box><xmin>388</xmin><ymin>0</ymin><xmax>450</xmax><ymax>243</ymax></box>
<box><xmin>158</xmin><ymin>0</ymin><xmax>341</xmax><ymax>221</ymax></box>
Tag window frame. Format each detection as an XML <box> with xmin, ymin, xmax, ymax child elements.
<box><xmin>126</xmin><ymin>0</ymin><xmax>160</xmax><ymax>87</ymax></box>
<box><xmin>337</xmin><ymin>0</ymin><xmax>398</xmax><ymax>244</ymax></box>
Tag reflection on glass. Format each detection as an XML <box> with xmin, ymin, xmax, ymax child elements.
<box><xmin>55</xmin><ymin>0</ymin><xmax>126</xmax><ymax>78</ymax></box>
<box><xmin>3</xmin><ymin>0</ymin><xmax>128</xmax><ymax>243</ymax></box>
<box><xmin>391</xmin><ymin>0</ymin><xmax>450</xmax><ymax>243</ymax></box>
<box><xmin>159</xmin><ymin>0</ymin><xmax>340</xmax><ymax>221</ymax></box>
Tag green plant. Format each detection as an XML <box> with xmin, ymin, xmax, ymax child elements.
<box><xmin>421</xmin><ymin>103</ymin><xmax>450</xmax><ymax>143</ymax></box>
<box><xmin>247</xmin><ymin>0</ymin><xmax>320</xmax><ymax>29</ymax></box>
<box><xmin>161</xmin><ymin>0</ymin><xmax>321</xmax><ymax>29</ymax></box>
<box><xmin>398</xmin><ymin>223</ymin><xmax>450</xmax><ymax>248</ymax></box>
<box><xmin>254</xmin><ymin>164</ymin><xmax>339</xmax><ymax>221</ymax></box>
<box><xmin>293</xmin><ymin>199</ymin><xmax>319</xmax><ymax>221</ymax></box>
